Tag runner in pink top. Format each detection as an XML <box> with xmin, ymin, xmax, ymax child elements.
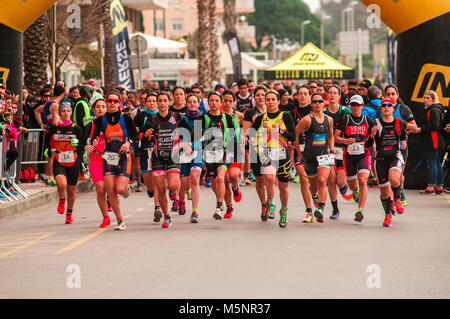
<box><xmin>84</xmin><ymin>99</ymin><xmax>110</xmax><ymax>228</ymax></box>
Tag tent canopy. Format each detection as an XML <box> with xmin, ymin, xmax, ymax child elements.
<box><xmin>264</xmin><ymin>42</ymin><xmax>355</xmax><ymax>80</ymax></box>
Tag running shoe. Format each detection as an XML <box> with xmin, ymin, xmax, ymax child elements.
<box><xmin>48</xmin><ymin>178</ymin><xmax>57</xmax><ymax>187</ymax></box>
<box><xmin>394</xmin><ymin>200</ymin><xmax>404</xmax><ymax>215</ymax></box>
<box><xmin>435</xmin><ymin>189</ymin><xmax>445</xmax><ymax>195</ymax></box>
<box><xmin>267</xmin><ymin>201</ymin><xmax>276</xmax><ymax>219</ymax></box>
<box><xmin>147</xmin><ymin>190</ymin><xmax>154</xmax><ymax>198</ymax></box>
<box><xmin>107</xmin><ymin>200</ymin><xmax>112</xmax><ymax>212</ymax></box>
<box><xmin>65</xmin><ymin>211</ymin><xmax>74</xmax><ymax>224</ymax></box>
<box><xmin>314</xmin><ymin>208</ymin><xmax>324</xmax><ymax>223</ymax></box>
<box><xmin>339</xmin><ymin>184</ymin><xmax>348</xmax><ymax>195</ymax></box>
<box><xmin>330</xmin><ymin>210</ymin><xmax>340</xmax><ymax>220</ymax></box>
<box><xmin>205</xmin><ymin>177</ymin><xmax>211</xmax><ymax>188</ymax></box>
<box><xmin>244</xmin><ymin>177</ymin><xmax>251</xmax><ymax>185</ymax></box>
<box><xmin>232</xmin><ymin>187</ymin><xmax>242</xmax><ymax>202</ymax></box>
<box><xmin>312</xmin><ymin>194</ymin><xmax>319</xmax><ymax>209</ymax></box>
<box><xmin>115</xmin><ymin>219</ymin><xmax>126</xmax><ymax>230</ymax></box>
<box><xmin>178</xmin><ymin>201</ymin><xmax>186</xmax><ymax>215</ymax></box>
<box><xmin>153</xmin><ymin>206</ymin><xmax>163</xmax><ymax>222</ymax></box>
<box><xmin>187</xmin><ymin>188</ymin><xmax>192</xmax><ymax>200</ymax></box>
<box><xmin>39</xmin><ymin>174</ymin><xmax>49</xmax><ymax>185</ymax></box>
<box><xmin>134</xmin><ymin>184</ymin><xmax>143</xmax><ymax>192</ymax></box>
<box><xmin>171</xmin><ymin>199</ymin><xmax>180</xmax><ymax>212</ymax></box>
<box><xmin>190</xmin><ymin>211</ymin><xmax>199</xmax><ymax>223</ymax></box>
<box><xmin>249</xmin><ymin>172</ymin><xmax>255</xmax><ymax>181</ymax></box>
<box><xmin>401</xmin><ymin>200</ymin><xmax>407</xmax><ymax>206</ymax></box>
<box><xmin>261</xmin><ymin>204</ymin><xmax>268</xmax><ymax>221</ymax></box>
<box><xmin>292</xmin><ymin>175</ymin><xmax>300</xmax><ymax>183</ymax></box>
<box><xmin>343</xmin><ymin>188</ymin><xmax>359</xmax><ymax>203</ymax></box>
<box><xmin>303</xmin><ymin>212</ymin><xmax>313</xmax><ymax>223</ymax></box>
<box><xmin>57</xmin><ymin>198</ymin><xmax>65</xmax><ymax>214</ymax></box>
<box><xmin>354</xmin><ymin>209</ymin><xmax>364</xmax><ymax>222</ymax></box>
<box><xmin>383</xmin><ymin>215</ymin><xmax>392</xmax><ymax>227</ymax></box>
<box><xmin>279</xmin><ymin>209</ymin><xmax>288</xmax><ymax>228</ymax></box>
<box><xmin>169</xmin><ymin>191</ymin><xmax>177</xmax><ymax>201</ymax></box>
<box><xmin>100</xmin><ymin>216</ymin><xmax>110</xmax><ymax>228</ymax></box>
<box><xmin>224</xmin><ymin>206</ymin><xmax>233</xmax><ymax>219</ymax></box>
<box><xmin>420</xmin><ymin>188</ymin><xmax>435</xmax><ymax>195</ymax></box>
<box><xmin>239</xmin><ymin>176</ymin><xmax>245</xmax><ymax>186</ymax></box>
<box><xmin>213</xmin><ymin>207</ymin><xmax>223</xmax><ymax>220</ymax></box>
<box><xmin>162</xmin><ymin>216</ymin><xmax>172</xmax><ymax>228</ymax></box>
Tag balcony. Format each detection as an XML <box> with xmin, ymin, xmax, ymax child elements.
<box><xmin>122</xmin><ymin>0</ymin><xmax>168</xmax><ymax>11</ymax></box>
<box><xmin>216</xmin><ymin>0</ymin><xmax>255</xmax><ymax>15</ymax></box>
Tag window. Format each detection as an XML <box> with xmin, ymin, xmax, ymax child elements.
<box><xmin>171</xmin><ymin>19</ymin><xmax>184</xmax><ymax>32</ymax></box>
<box><xmin>155</xmin><ymin>19</ymin><xmax>164</xmax><ymax>32</ymax></box>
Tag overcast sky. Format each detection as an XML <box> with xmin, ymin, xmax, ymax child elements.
<box><xmin>303</xmin><ymin>0</ymin><xmax>321</xmax><ymax>13</ymax></box>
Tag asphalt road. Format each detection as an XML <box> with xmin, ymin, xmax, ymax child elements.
<box><xmin>0</xmin><ymin>183</ymin><xmax>449</xmax><ymax>299</ymax></box>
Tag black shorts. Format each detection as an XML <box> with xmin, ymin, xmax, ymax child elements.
<box><xmin>343</xmin><ymin>151</ymin><xmax>371</xmax><ymax>180</ymax></box>
<box><xmin>151</xmin><ymin>156</ymin><xmax>180</xmax><ymax>176</ymax></box>
<box><xmin>206</xmin><ymin>163</ymin><xmax>228</xmax><ymax>179</ymax></box>
<box><xmin>53</xmin><ymin>159</ymin><xmax>80</xmax><ymax>186</ymax></box>
<box><xmin>251</xmin><ymin>158</ymin><xmax>292</xmax><ymax>182</ymax></box>
<box><xmin>375</xmin><ymin>156</ymin><xmax>405</xmax><ymax>187</ymax></box>
<box><xmin>303</xmin><ymin>157</ymin><xmax>332</xmax><ymax>178</ymax></box>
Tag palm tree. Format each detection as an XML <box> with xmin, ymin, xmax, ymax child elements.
<box><xmin>223</xmin><ymin>0</ymin><xmax>237</xmax><ymax>34</ymax></box>
<box><xmin>197</xmin><ymin>0</ymin><xmax>211</xmax><ymax>89</ymax></box>
<box><xmin>23</xmin><ymin>14</ymin><xmax>49</xmax><ymax>104</ymax></box>
<box><xmin>100</xmin><ymin>0</ymin><xmax>115</xmax><ymax>90</ymax></box>
<box><xmin>208</xmin><ymin>0</ymin><xmax>220</xmax><ymax>83</ymax></box>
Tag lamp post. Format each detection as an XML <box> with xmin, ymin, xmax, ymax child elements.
<box><xmin>301</xmin><ymin>20</ymin><xmax>311</xmax><ymax>46</ymax></box>
<box><xmin>320</xmin><ymin>14</ymin><xmax>331</xmax><ymax>49</ymax></box>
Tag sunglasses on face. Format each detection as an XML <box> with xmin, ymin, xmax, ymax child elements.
<box><xmin>106</xmin><ymin>98</ymin><xmax>120</xmax><ymax>104</ymax></box>
<box><xmin>192</xmin><ymin>91</ymin><xmax>201</xmax><ymax>94</ymax></box>
<box><xmin>43</xmin><ymin>95</ymin><xmax>51</xmax><ymax>98</ymax></box>
<box><xmin>348</xmin><ymin>87</ymin><xmax>357</xmax><ymax>91</ymax></box>
<box><xmin>381</xmin><ymin>103</ymin><xmax>393</xmax><ymax>108</ymax></box>
<box><xmin>309</xmin><ymin>86</ymin><xmax>317</xmax><ymax>89</ymax></box>
<box><xmin>350</xmin><ymin>103</ymin><xmax>363</xmax><ymax>107</ymax></box>
<box><xmin>311</xmin><ymin>99</ymin><xmax>324</xmax><ymax>104</ymax></box>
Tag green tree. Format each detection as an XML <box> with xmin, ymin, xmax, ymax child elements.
<box><xmin>74</xmin><ymin>45</ymin><xmax>101</xmax><ymax>80</ymax></box>
<box><xmin>248</xmin><ymin>0</ymin><xmax>323</xmax><ymax>50</ymax></box>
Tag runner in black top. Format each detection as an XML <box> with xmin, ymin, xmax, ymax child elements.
<box><xmin>335</xmin><ymin>95</ymin><xmax>375</xmax><ymax>223</ymax></box>
<box><xmin>372</xmin><ymin>97</ymin><xmax>408</xmax><ymax>227</ymax></box>
<box><xmin>295</xmin><ymin>93</ymin><xmax>335</xmax><ymax>224</ymax></box>
<box><xmin>290</xmin><ymin>85</ymin><xmax>313</xmax><ymax>219</ymax></box>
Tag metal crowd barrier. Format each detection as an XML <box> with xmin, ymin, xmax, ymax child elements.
<box><xmin>1</xmin><ymin>130</ymin><xmax>28</xmax><ymax>204</ymax></box>
<box><xmin>20</xmin><ymin>128</ymin><xmax>47</xmax><ymax>166</ymax></box>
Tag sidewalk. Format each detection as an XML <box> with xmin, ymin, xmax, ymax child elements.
<box><xmin>0</xmin><ymin>179</ymin><xmax>93</xmax><ymax>221</ymax></box>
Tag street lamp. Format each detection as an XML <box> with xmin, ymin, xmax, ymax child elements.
<box><xmin>320</xmin><ymin>14</ymin><xmax>331</xmax><ymax>49</ymax></box>
<box><xmin>301</xmin><ymin>20</ymin><xmax>311</xmax><ymax>46</ymax></box>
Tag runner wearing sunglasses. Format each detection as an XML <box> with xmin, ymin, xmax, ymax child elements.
<box><xmin>91</xmin><ymin>90</ymin><xmax>138</xmax><ymax>231</ymax></box>
<box><xmin>295</xmin><ymin>93</ymin><xmax>335</xmax><ymax>223</ymax></box>
<box><xmin>372</xmin><ymin>97</ymin><xmax>409</xmax><ymax>227</ymax></box>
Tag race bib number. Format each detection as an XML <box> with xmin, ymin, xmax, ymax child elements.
<box><xmin>317</xmin><ymin>154</ymin><xmax>335</xmax><ymax>166</ymax></box>
<box><xmin>334</xmin><ymin>147</ymin><xmax>344</xmax><ymax>160</ymax></box>
<box><xmin>147</xmin><ymin>148</ymin><xmax>154</xmax><ymax>170</ymax></box>
<box><xmin>103</xmin><ymin>151</ymin><xmax>121</xmax><ymax>166</ymax></box>
<box><xmin>347</xmin><ymin>142</ymin><xmax>365</xmax><ymax>155</ymax></box>
<box><xmin>268</xmin><ymin>147</ymin><xmax>287</xmax><ymax>161</ymax></box>
<box><xmin>59</xmin><ymin>151</ymin><xmax>74</xmax><ymax>163</ymax></box>
<box><xmin>205</xmin><ymin>149</ymin><xmax>223</xmax><ymax>163</ymax></box>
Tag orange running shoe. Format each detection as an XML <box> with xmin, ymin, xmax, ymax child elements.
<box><xmin>394</xmin><ymin>200</ymin><xmax>404</xmax><ymax>215</ymax></box>
<box><xmin>57</xmin><ymin>198</ymin><xmax>65</xmax><ymax>214</ymax></box>
<box><xmin>65</xmin><ymin>211</ymin><xmax>74</xmax><ymax>224</ymax></box>
<box><xmin>383</xmin><ymin>215</ymin><xmax>392</xmax><ymax>227</ymax></box>
<box><xmin>100</xmin><ymin>216</ymin><xmax>110</xmax><ymax>228</ymax></box>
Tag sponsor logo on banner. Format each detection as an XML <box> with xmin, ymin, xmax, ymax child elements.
<box><xmin>411</xmin><ymin>63</ymin><xmax>449</xmax><ymax>106</ymax></box>
<box><xmin>110</xmin><ymin>0</ymin><xmax>135</xmax><ymax>90</ymax></box>
<box><xmin>0</xmin><ymin>67</ymin><xmax>10</xmax><ymax>84</ymax></box>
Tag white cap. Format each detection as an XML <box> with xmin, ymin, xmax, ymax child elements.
<box><xmin>349</xmin><ymin>95</ymin><xmax>364</xmax><ymax>105</ymax></box>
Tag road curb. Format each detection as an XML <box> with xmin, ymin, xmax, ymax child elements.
<box><xmin>0</xmin><ymin>180</ymin><xmax>93</xmax><ymax>220</ymax></box>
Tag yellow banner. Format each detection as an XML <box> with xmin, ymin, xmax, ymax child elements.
<box><xmin>411</xmin><ymin>63</ymin><xmax>450</xmax><ymax>107</ymax></box>
<box><xmin>0</xmin><ymin>67</ymin><xmax>10</xmax><ymax>84</ymax></box>
<box><xmin>110</xmin><ymin>0</ymin><xmax>128</xmax><ymax>36</ymax></box>
<box><xmin>0</xmin><ymin>0</ymin><xmax>56</xmax><ymax>32</ymax></box>
<box><xmin>360</xmin><ymin>0</ymin><xmax>450</xmax><ymax>34</ymax></box>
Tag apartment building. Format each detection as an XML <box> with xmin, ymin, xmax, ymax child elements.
<box><xmin>124</xmin><ymin>0</ymin><xmax>255</xmax><ymax>45</ymax></box>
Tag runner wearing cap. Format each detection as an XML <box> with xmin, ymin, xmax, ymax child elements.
<box><xmin>372</xmin><ymin>97</ymin><xmax>410</xmax><ymax>226</ymax></box>
<box><xmin>335</xmin><ymin>95</ymin><xmax>375</xmax><ymax>223</ymax></box>
<box><xmin>44</xmin><ymin>102</ymin><xmax>84</xmax><ymax>224</ymax></box>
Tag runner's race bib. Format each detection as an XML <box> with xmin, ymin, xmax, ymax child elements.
<box><xmin>205</xmin><ymin>149</ymin><xmax>223</xmax><ymax>163</ymax></box>
<box><xmin>103</xmin><ymin>151</ymin><xmax>121</xmax><ymax>166</ymax></box>
<box><xmin>317</xmin><ymin>154</ymin><xmax>335</xmax><ymax>166</ymax></box>
<box><xmin>58</xmin><ymin>151</ymin><xmax>74</xmax><ymax>164</ymax></box>
<box><xmin>334</xmin><ymin>147</ymin><xmax>344</xmax><ymax>160</ymax></box>
<box><xmin>268</xmin><ymin>147</ymin><xmax>287</xmax><ymax>161</ymax></box>
<box><xmin>347</xmin><ymin>142</ymin><xmax>365</xmax><ymax>155</ymax></box>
